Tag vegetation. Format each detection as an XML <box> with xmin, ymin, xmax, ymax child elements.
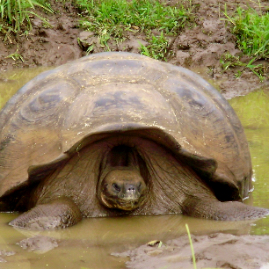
<box><xmin>220</xmin><ymin>52</ymin><xmax>265</xmax><ymax>81</ymax></box>
<box><xmin>185</xmin><ymin>224</ymin><xmax>222</xmax><ymax>269</ymax></box>
<box><xmin>223</xmin><ymin>5</ymin><xmax>269</xmax><ymax>81</ymax></box>
<box><xmin>75</xmin><ymin>0</ymin><xmax>189</xmax><ymax>33</ymax></box>
<box><xmin>139</xmin><ymin>31</ymin><xmax>171</xmax><ymax>60</ymax></box>
<box><xmin>74</xmin><ymin>0</ymin><xmax>192</xmax><ymax>60</ymax></box>
<box><xmin>0</xmin><ymin>0</ymin><xmax>52</xmax><ymax>33</ymax></box>
<box><xmin>0</xmin><ymin>0</ymin><xmax>268</xmax><ymax>83</ymax></box>
<box><xmin>186</xmin><ymin>224</ymin><xmax>197</xmax><ymax>269</ymax></box>
<box><xmin>225</xmin><ymin>6</ymin><xmax>269</xmax><ymax>60</ymax></box>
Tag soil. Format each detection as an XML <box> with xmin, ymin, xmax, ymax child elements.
<box><xmin>116</xmin><ymin>233</ymin><xmax>269</xmax><ymax>269</ymax></box>
<box><xmin>1</xmin><ymin>1</ymin><xmax>269</xmax><ymax>268</ymax></box>
<box><xmin>0</xmin><ymin>0</ymin><xmax>268</xmax><ymax>99</ymax></box>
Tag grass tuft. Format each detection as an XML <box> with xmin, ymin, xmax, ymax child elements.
<box><xmin>224</xmin><ymin>6</ymin><xmax>269</xmax><ymax>60</ymax></box>
<box><xmin>139</xmin><ymin>31</ymin><xmax>171</xmax><ymax>60</ymax></box>
<box><xmin>222</xmin><ymin>5</ymin><xmax>269</xmax><ymax>80</ymax></box>
<box><xmin>0</xmin><ymin>0</ymin><xmax>52</xmax><ymax>33</ymax></box>
<box><xmin>220</xmin><ymin>52</ymin><xmax>265</xmax><ymax>81</ymax></box>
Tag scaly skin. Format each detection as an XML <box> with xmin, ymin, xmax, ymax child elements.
<box><xmin>9</xmin><ymin>197</ymin><xmax>82</xmax><ymax>230</ymax></box>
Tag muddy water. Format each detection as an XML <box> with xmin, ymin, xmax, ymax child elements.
<box><xmin>229</xmin><ymin>90</ymin><xmax>269</xmax><ymax>235</ymax></box>
<box><xmin>0</xmin><ymin>69</ymin><xmax>269</xmax><ymax>268</ymax></box>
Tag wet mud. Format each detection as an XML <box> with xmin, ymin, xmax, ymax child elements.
<box><xmin>118</xmin><ymin>233</ymin><xmax>269</xmax><ymax>269</ymax></box>
<box><xmin>0</xmin><ymin>0</ymin><xmax>268</xmax><ymax>99</ymax></box>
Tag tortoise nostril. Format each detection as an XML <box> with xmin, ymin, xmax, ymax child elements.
<box><xmin>126</xmin><ymin>184</ymin><xmax>136</xmax><ymax>192</ymax></box>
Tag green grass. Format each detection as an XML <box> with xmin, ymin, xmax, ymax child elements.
<box><xmin>225</xmin><ymin>6</ymin><xmax>269</xmax><ymax>60</ymax></box>
<box><xmin>0</xmin><ymin>0</ymin><xmax>52</xmax><ymax>33</ymax></box>
<box><xmin>220</xmin><ymin>52</ymin><xmax>265</xmax><ymax>81</ymax></box>
<box><xmin>186</xmin><ymin>224</ymin><xmax>197</xmax><ymax>269</ymax></box>
<box><xmin>185</xmin><ymin>224</ymin><xmax>222</xmax><ymax>269</ymax></box>
<box><xmin>222</xmin><ymin>5</ymin><xmax>269</xmax><ymax>80</ymax></box>
<box><xmin>74</xmin><ymin>0</ymin><xmax>192</xmax><ymax>60</ymax></box>
<box><xmin>139</xmin><ymin>31</ymin><xmax>171</xmax><ymax>60</ymax></box>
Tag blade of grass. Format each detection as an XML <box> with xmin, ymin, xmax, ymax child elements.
<box><xmin>185</xmin><ymin>224</ymin><xmax>197</xmax><ymax>269</ymax></box>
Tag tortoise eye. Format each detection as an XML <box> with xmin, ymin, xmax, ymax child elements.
<box><xmin>112</xmin><ymin>183</ymin><xmax>121</xmax><ymax>192</ymax></box>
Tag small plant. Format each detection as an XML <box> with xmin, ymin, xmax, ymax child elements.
<box><xmin>185</xmin><ymin>224</ymin><xmax>222</xmax><ymax>269</ymax></box>
<box><xmin>222</xmin><ymin>5</ymin><xmax>269</xmax><ymax>81</ymax></box>
<box><xmin>5</xmin><ymin>51</ymin><xmax>24</xmax><ymax>62</ymax></box>
<box><xmin>0</xmin><ymin>0</ymin><xmax>52</xmax><ymax>33</ymax></box>
<box><xmin>186</xmin><ymin>224</ymin><xmax>197</xmax><ymax>269</ymax></box>
<box><xmin>224</xmin><ymin>5</ymin><xmax>269</xmax><ymax>60</ymax></box>
<box><xmin>220</xmin><ymin>52</ymin><xmax>265</xmax><ymax>81</ymax></box>
<box><xmin>140</xmin><ymin>31</ymin><xmax>171</xmax><ymax>60</ymax></box>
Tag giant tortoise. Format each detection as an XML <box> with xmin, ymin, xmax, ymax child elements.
<box><xmin>0</xmin><ymin>52</ymin><xmax>268</xmax><ymax>230</ymax></box>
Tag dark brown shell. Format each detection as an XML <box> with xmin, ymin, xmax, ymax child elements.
<box><xmin>0</xmin><ymin>52</ymin><xmax>251</xmax><ymax>201</ymax></box>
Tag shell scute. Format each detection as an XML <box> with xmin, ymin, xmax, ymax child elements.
<box><xmin>19</xmin><ymin>80</ymin><xmax>77</xmax><ymax>124</ymax></box>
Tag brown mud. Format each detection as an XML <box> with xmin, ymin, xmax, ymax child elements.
<box><xmin>1</xmin><ymin>1</ymin><xmax>269</xmax><ymax>268</ymax></box>
<box><xmin>0</xmin><ymin>0</ymin><xmax>268</xmax><ymax>99</ymax></box>
<box><xmin>117</xmin><ymin>233</ymin><xmax>269</xmax><ymax>269</ymax></box>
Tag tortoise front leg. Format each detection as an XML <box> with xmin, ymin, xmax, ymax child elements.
<box><xmin>183</xmin><ymin>197</ymin><xmax>269</xmax><ymax>221</ymax></box>
<box><xmin>9</xmin><ymin>197</ymin><xmax>82</xmax><ymax>230</ymax></box>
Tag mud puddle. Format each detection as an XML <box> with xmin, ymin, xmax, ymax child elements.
<box><xmin>1</xmin><ymin>69</ymin><xmax>269</xmax><ymax>268</ymax></box>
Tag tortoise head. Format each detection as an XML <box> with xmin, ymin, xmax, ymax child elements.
<box><xmin>99</xmin><ymin>168</ymin><xmax>147</xmax><ymax>211</ymax></box>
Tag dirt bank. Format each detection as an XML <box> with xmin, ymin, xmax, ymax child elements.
<box><xmin>116</xmin><ymin>233</ymin><xmax>269</xmax><ymax>269</ymax></box>
<box><xmin>0</xmin><ymin>0</ymin><xmax>268</xmax><ymax>99</ymax></box>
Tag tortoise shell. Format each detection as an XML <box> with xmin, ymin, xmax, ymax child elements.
<box><xmin>0</xmin><ymin>52</ymin><xmax>251</xmax><ymax>207</ymax></box>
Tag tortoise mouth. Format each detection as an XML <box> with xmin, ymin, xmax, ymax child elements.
<box><xmin>100</xmin><ymin>192</ymin><xmax>144</xmax><ymax>211</ymax></box>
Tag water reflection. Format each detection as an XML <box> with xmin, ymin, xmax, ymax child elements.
<box><xmin>0</xmin><ymin>67</ymin><xmax>51</xmax><ymax>109</ymax></box>
<box><xmin>1</xmin><ymin>69</ymin><xmax>269</xmax><ymax>268</ymax></box>
<box><xmin>230</xmin><ymin>90</ymin><xmax>269</xmax><ymax>235</ymax></box>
